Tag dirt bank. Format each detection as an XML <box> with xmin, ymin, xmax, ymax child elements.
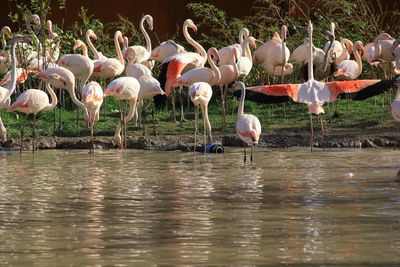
<box><xmin>1</xmin><ymin>131</ymin><xmax>399</xmax><ymax>151</ymax></box>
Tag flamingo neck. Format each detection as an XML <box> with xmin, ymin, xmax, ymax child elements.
<box><xmin>208</xmin><ymin>51</ymin><xmax>221</xmax><ymax>84</ymax></box>
<box><xmin>114</xmin><ymin>32</ymin><xmax>124</xmax><ymax>66</ymax></box>
<box><xmin>183</xmin><ymin>23</ymin><xmax>206</xmax><ymax>60</ymax></box>
<box><xmin>45</xmin><ymin>81</ymin><xmax>58</xmax><ymax>110</ymax></box>
<box><xmin>68</xmin><ymin>82</ymin><xmax>89</xmax><ymax>121</ymax></box>
<box><xmin>140</xmin><ymin>16</ymin><xmax>152</xmax><ymax>54</ymax></box>
<box><xmin>238</xmin><ymin>28</ymin><xmax>249</xmax><ymax>44</ymax></box>
<box><xmin>238</xmin><ymin>86</ymin><xmax>245</xmax><ymax>117</ymax></box>
<box><xmin>308</xmin><ymin>30</ymin><xmax>314</xmax><ymax>81</ymax></box>
<box><xmin>5</xmin><ymin>39</ymin><xmax>18</xmax><ymax>99</ymax></box>
<box><xmin>86</xmin><ymin>31</ymin><xmax>101</xmax><ymax>60</ymax></box>
<box><xmin>242</xmin><ymin>38</ymin><xmax>253</xmax><ymax>64</ymax></box>
<box><xmin>81</xmin><ymin>42</ymin><xmax>89</xmax><ymax>57</ymax></box>
<box><xmin>281</xmin><ymin>28</ymin><xmax>287</xmax><ymax>65</ymax></box>
<box><xmin>354</xmin><ymin>45</ymin><xmax>363</xmax><ymax>77</ymax></box>
<box><xmin>1</xmin><ymin>33</ymin><xmax>6</xmax><ymax>50</ymax></box>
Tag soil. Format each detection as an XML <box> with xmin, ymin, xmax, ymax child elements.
<box><xmin>1</xmin><ymin>129</ymin><xmax>399</xmax><ymax>152</ymax></box>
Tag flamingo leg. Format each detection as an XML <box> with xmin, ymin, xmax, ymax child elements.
<box><xmin>310</xmin><ymin>113</ymin><xmax>314</xmax><ymax>152</ymax></box>
<box><xmin>202</xmin><ymin>105</ymin><xmax>207</xmax><ymax>154</ymax></box>
<box><xmin>123</xmin><ymin>101</ymin><xmax>127</xmax><ymax>149</ymax></box>
<box><xmin>179</xmin><ymin>86</ymin><xmax>186</xmax><ymax>126</ymax></box>
<box><xmin>250</xmin><ymin>145</ymin><xmax>253</xmax><ymax>162</ymax></box>
<box><xmin>220</xmin><ymin>85</ymin><xmax>226</xmax><ymax>128</ymax></box>
<box><xmin>319</xmin><ymin>114</ymin><xmax>325</xmax><ymax>151</ymax></box>
<box><xmin>152</xmin><ymin>108</ymin><xmax>157</xmax><ymax>136</ymax></box>
<box><xmin>243</xmin><ymin>144</ymin><xmax>247</xmax><ymax>162</ymax></box>
<box><xmin>32</xmin><ymin>114</ymin><xmax>36</xmax><ymax>154</ymax></box>
<box><xmin>171</xmin><ymin>89</ymin><xmax>177</xmax><ymax>122</ymax></box>
<box><xmin>194</xmin><ymin>104</ymin><xmax>198</xmax><ymax>153</ymax></box>
<box><xmin>20</xmin><ymin>114</ymin><xmax>28</xmax><ymax>154</ymax></box>
<box><xmin>90</xmin><ymin>118</ymin><xmax>94</xmax><ymax>154</ymax></box>
<box><xmin>58</xmin><ymin>89</ymin><xmax>63</xmax><ymax>131</ymax></box>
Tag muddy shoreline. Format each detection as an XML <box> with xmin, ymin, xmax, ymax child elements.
<box><xmin>1</xmin><ymin>131</ymin><xmax>400</xmax><ymax>151</ymax></box>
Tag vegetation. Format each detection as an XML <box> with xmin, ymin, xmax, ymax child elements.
<box><xmin>1</xmin><ymin>0</ymin><xmax>399</xmax><ymax>142</ymax></box>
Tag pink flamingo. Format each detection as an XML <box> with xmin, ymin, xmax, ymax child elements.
<box><xmin>58</xmin><ymin>39</ymin><xmax>94</xmax><ymax>92</ymax></box>
<box><xmin>188</xmin><ymin>82</ymin><xmax>213</xmax><ymax>151</ymax></box>
<box><xmin>0</xmin><ymin>35</ymin><xmax>31</xmax><ymax>145</ymax></box>
<box><xmin>124</xmin><ymin>46</ymin><xmax>152</xmax><ymax>78</ymax></box>
<box><xmin>233</xmin><ymin>81</ymin><xmax>261</xmax><ymax>162</ymax></box>
<box><xmin>256</xmin><ymin>25</ymin><xmax>292</xmax><ymax>83</ymax></box>
<box><xmin>104</xmin><ymin>77</ymin><xmax>140</xmax><ymax>148</ymax></box>
<box><xmin>334</xmin><ymin>41</ymin><xmax>364</xmax><ymax>80</ymax></box>
<box><xmin>85</xmin><ymin>29</ymin><xmax>106</xmax><ymax>60</ymax></box>
<box><xmin>8</xmin><ymin>73</ymin><xmax>59</xmax><ymax>153</ymax></box>
<box><xmin>0</xmin><ymin>67</ymin><xmax>30</xmax><ymax>87</ymax></box>
<box><xmin>122</xmin><ymin>15</ymin><xmax>153</xmax><ymax>64</ymax></box>
<box><xmin>91</xmin><ymin>31</ymin><xmax>125</xmax><ymax>80</ymax></box>
<box><xmin>81</xmin><ymin>81</ymin><xmax>104</xmax><ymax>152</ymax></box>
<box><xmin>37</xmin><ymin>66</ymin><xmax>89</xmax><ymax>125</ymax></box>
<box><xmin>159</xmin><ymin>19</ymin><xmax>207</xmax><ymax>97</ymax></box>
<box><xmin>237</xmin><ymin>36</ymin><xmax>257</xmax><ymax>80</ymax></box>
<box><xmin>216</xmin><ymin>47</ymin><xmax>240</xmax><ymax>127</ymax></box>
<box><xmin>156</xmin><ymin>19</ymin><xmax>207</xmax><ymax>123</ymax></box>
<box><xmin>217</xmin><ymin>27</ymin><xmax>249</xmax><ymax>66</ymax></box>
<box><xmin>135</xmin><ymin>75</ymin><xmax>165</xmax><ymax>134</ymax></box>
<box><xmin>150</xmin><ymin>39</ymin><xmax>186</xmax><ymax>62</ymax></box>
<box><xmin>173</xmin><ymin>47</ymin><xmax>221</xmax><ymax>87</ymax></box>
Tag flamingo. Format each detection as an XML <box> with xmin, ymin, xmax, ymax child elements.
<box><xmin>334</xmin><ymin>41</ymin><xmax>364</xmax><ymax>80</ymax></box>
<box><xmin>173</xmin><ymin>47</ymin><xmax>221</xmax><ymax>88</ymax></box>
<box><xmin>8</xmin><ymin>73</ymin><xmax>59</xmax><ymax>153</ymax></box>
<box><xmin>81</xmin><ymin>81</ymin><xmax>103</xmax><ymax>152</ymax></box>
<box><xmin>258</xmin><ymin>25</ymin><xmax>293</xmax><ymax>83</ymax></box>
<box><xmin>90</xmin><ymin>31</ymin><xmax>125</xmax><ymax>80</ymax></box>
<box><xmin>216</xmin><ymin>47</ymin><xmax>240</xmax><ymax>127</ymax></box>
<box><xmin>103</xmin><ymin>77</ymin><xmax>140</xmax><ymax>148</ymax></box>
<box><xmin>85</xmin><ymin>29</ymin><xmax>106</xmax><ymax>60</ymax></box>
<box><xmin>122</xmin><ymin>14</ymin><xmax>153</xmax><ymax>64</ymax></box>
<box><xmin>0</xmin><ymin>67</ymin><xmax>30</xmax><ymax>87</ymax></box>
<box><xmin>150</xmin><ymin>39</ymin><xmax>186</xmax><ymax>62</ymax></box>
<box><xmin>58</xmin><ymin>39</ymin><xmax>94</xmax><ymax>92</ymax></box>
<box><xmin>37</xmin><ymin>66</ymin><xmax>89</xmax><ymax>125</ymax></box>
<box><xmin>237</xmin><ymin>36</ymin><xmax>257</xmax><ymax>80</ymax></box>
<box><xmin>157</xmin><ymin>18</ymin><xmax>207</xmax><ymax>97</ymax></box>
<box><xmin>46</xmin><ymin>20</ymin><xmax>60</xmax><ymax>63</ymax></box>
<box><xmin>155</xmin><ymin>18</ymin><xmax>207</xmax><ymax>123</ymax></box>
<box><xmin>322</xmin><ymin>23</ymin><xmax>353</xmax><ymax>66</ymax></box>
<box><xmin>135</xmin><ymin>75</ymin><xmax>165</xmax><ymax>134</ymax></box>
<box><xmin>233</xmin><ymin>81</ymin><xmax>261</xmax><ymax>162</ymax></box>
<box><xmin>0</xmin><ymin>35</ymin><xmax>31</xmax><ymax>145</ymax></box>
<box><xmin>188</xmin><ymin>82</ymin><xmax>213</xmax><ymax>151</ymax></box>
<box><xmin>124</xmin><ymin>46</ymin><xmax>152</xmax><ymax>78</ymax></box>
<box><xmin>217</xmin><ymin>27</ymin><xmax>249</xmax><ymax>66</ymax></box>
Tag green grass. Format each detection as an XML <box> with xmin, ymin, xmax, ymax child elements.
<box><xmin>2</xmin><ymin>86</ymin><xmax>398</xmax><ymax>141</ymax></box>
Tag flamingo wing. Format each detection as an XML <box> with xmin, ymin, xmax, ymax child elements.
<box><xmin>232</xmin><ymin>83</ymin><xmax>300</xmax><ymax>104</ymax></box>
<box><xmin>326</xmin><ymin>79</ymin><xmax>390</xmax><ymax>101</ymax></box>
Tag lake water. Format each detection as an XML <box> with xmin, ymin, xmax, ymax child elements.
<box><xmin>0</xmin><ymin>148</ymin><xmax>399</xmax><ymax>266</ymax></box>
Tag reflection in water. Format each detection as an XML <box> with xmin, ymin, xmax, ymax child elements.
<box><xmin>0</xmin><ymin>148</ymin><xmax>399</xmax><ymax>265</ymax></box>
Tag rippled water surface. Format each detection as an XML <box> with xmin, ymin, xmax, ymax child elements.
<box><xmin>0</xmin><ymin>148</ymin><xmax>399</xmax><ymax>266</ymax></box>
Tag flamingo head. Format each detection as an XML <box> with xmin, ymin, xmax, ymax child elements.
<box><xmin>145</xmin><ymin>15</ymin><xmax>154</xmax><ymax>31</ymax></box>
<box><xmin>124</xmin><ymin>47</ymin><xmax>136</xmax><ymax>63</ymax></box>
<box><xmin>49</xmin><ymin>73</ymin><xmax>66</xmax><ymax>86</ymax></box>
<box><xmin>281</xmin><ymin>25</ymin><xmax>288</xmax><ymax>42</ymax></box>
<box><xmin>86</xmin><ymin>29</ymin><xmax>97</xmax><ymax>40</ymax></box>
<box><xmin>1</xmin><ymin>26</ymin><xmax>12</xmax><ymax>37</ymax></box>
<box><xmin>115</xmin><ymin>31</ymin><xmax>123</xmax><ymax>44</ymax></box>
<box><xmin>72</xmin><ymin>39</ymin><xmax>83</xmax><ymax>51</ymax></box>
<box><xmin>333</xmin><ymin>68</ymin><xmax>347</xmax><ymax>77</ymax></box>
<box><xmin>248</xmin><ymin>37</ymin><xmax>257</xmax><ymax>49</ymax></box>
<box><xmin>29</xmin><ymin>14</ymin><xmax>41</xmax><ymax>29</ymax></box>
<box><xmin>185</xmin><ymin>19</ymin><xmax>197</xmax><ymax>33</ymax></box>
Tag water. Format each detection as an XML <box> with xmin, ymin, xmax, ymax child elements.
<box><xmin>0</xmin><ymin>148</ymin><xmax>399</xmax><ymax>266</ymax></box>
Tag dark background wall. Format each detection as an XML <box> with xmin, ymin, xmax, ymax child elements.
<box><xmin>3</xmin><ymin>0</ymin><xmax>255</xmax><ymax>40</ymax></box>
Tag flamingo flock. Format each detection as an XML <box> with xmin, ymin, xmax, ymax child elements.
<box><xmin>0</xmin><ymin>12</ymin><xmax>399</xmax><ymax>163</ymax></box>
